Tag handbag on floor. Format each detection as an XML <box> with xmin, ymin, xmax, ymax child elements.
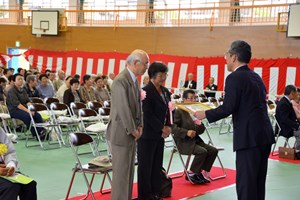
<box><xmin>279</xmin><ymin>147</ymin><xmax>295</xmax><ymax>160</ymax></box>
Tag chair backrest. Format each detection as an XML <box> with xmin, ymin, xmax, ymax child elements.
<box><xmin>199</xmin><ymin>93</ymin><xmax>207</xmax><ymax>99</ymax></box>
<box><xmin>29</xmin><ymin>97</ymin><xmax>44</xmax><ymax>104</ymax></box>
<box><xmin>50</xmin><ymin>102</ymin><xmax>69</xmax><ymax>111</ymax></box>
<box><xmin>200</xmin><ymin>98</ymin><xmax>209</xmax><ymax>103</ymax></box>
<box><xmin>87</xmin><ymin>101</ymin><xmax>103</xmax><ymax>113</ymax></box>
<box><xmin>70</xmin><ymin>102</ymin><xmax>86</xmax><ymax>117</ymax></box>
<box><xmin>99</xmin><ymin>107</ymin><xmax>110</xmax><ymax>116</ymax></box>
<box><xmin>28</xmin><ymin>103</ymin><xmax>48</xmax><ymax>112</ymax></box>
<box><xmin>69</xmin><ymin>132</ymin><xmax>93</xmax><ymax>147</ymax></box>
<box><xmin>44</xmin><ymin>97</ymin><xmax>60</xmax><ymax>108</ymax></box>
<box><xmin>79</xmin><ymin>108</ymin><xmax>98</xmax><ymax>117</ymax></box>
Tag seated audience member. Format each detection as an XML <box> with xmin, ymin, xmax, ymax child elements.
<box><xmin>24</xmin><ymin>75</ymin><xmax>40</xmax><ymax>98</ymax></box>
<box><xmin>73</xmin><ymin>74</ymin><xmax>80</xmax><ymax>81</ymax></box>
<box><xmin>94</xmin><ymin>76</ymin><xmax>110</xmax><ymax>103</ymax></box>
<box><xmin>0</xmin><ymin>77</ymin><xmax>7</xmax><ymax>101</ymax></box>
<box><xmin>79</xmin><ymin>74</ymin><xmax>97</xmax><ymax>103</ymax></box>
<box><xmin>291</xmin><ymin>87</ymin><xmax>300</xmax><ymax>120</ymax></box>
<box><xmin>53</xmin><ymin>70</ymin><xmax>65</xmax><ymax>91</ymax></box>
<box><xmin>107</xmin><ymin>72</ymin><xmax>115</xmax><ymax>88</ymax></box>
<box><xmin>183</xmin><ymin>73</ymin><xmax>197</xmax><ymax>89</ymax></box>
<box><xmin>0</xmin><ymin>127</ymin><xmax>37</xmax><ymax>200</ymax></box>
<box><xmin>275</xmin><ymin>85</ymin><xmax>300</xmax><ymax>159</ymax></box>
<box><xmin>205</xmin><ymin>77</ymin><xmax>218</xmax><ymax>98</ymax></box>
<box><xmin>48</xmin><ymin>70</ymin><xmax>56</xmax><ymax>90</ymax></box>
<box><xmin>36</xmin><ymin>74</ymin><xmax>55</xmax><ymax>99</ymax></box>
<box><xmin>101</xmin><ymin>75</ymin><xmax>111</xmax><ymax>92</ymax></box>
<box><xmin>6</xmin><ymin>74</ymin><xmax>46</xmax><ymax>139</ymax></box>
<box><xmin>4</xmin><ymin>75</ymin><xmax>14</xmax><ymax>96</ymax></box>
<box><xmin>63</xmin><ymin>78</ymin><xmax>83</xmax><ymax>107</ymax></box>
<box><xmin>56</xmin><ymin>75</ymin><xmax>72</xmax><ymax>102</ymax></box>
<box><xmin>142</xmin><ymin>75</ymin><xmax>150</xmax><ymax>87</ymax></box>
<box><xmin>172</xmin><ymin>89</ymin><xmax>218</xmax><ymax>184</ymax></box>
<box><xmin>2</xmin><ymin>68</ymin><xmax>14</xmax><ymax>83</ymax></box>
<box><xmin>17</xmin><ymin>67</ymin><xmax>25</xmax><ymax>76</ymax></box>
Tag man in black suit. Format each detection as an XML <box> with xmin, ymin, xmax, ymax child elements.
<box><xmin>183</xmin><ymin>73</ymin><xmax>197</xmax><ymax>89</ymax></box>
<box><xmin>205</xmin><ymin>77</ymin><xmax>218</xmax><ymax>98</ymax></box>
<box><xmin>194</xmin><ymin>40</ymin><xmax>275</xmax><ymax>200</ymax></box>
<box><xmin>275</xmin><ymin>85</ymin><xmax>300</xmax><ymax>158</ymax></box>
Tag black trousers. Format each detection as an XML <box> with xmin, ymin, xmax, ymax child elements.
<box><xmin>0</xmin><ymin>178</ymin><xmax>37</xmax><ymax>200</ymax></box>
<box><xmin>236</xmin><ymin>144</ymin><xmax>271</xmax><ymax>200</ymax></box>
<box><xmin>137</xmin><ymin>138</ymin><xmax>164</xmax><ymax>200</ymax></box>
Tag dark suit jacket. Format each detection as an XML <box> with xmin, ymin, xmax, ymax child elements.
<box><xmin>275</xmin><ymin>96</ymin><xmax>300</xmax><ymax>138</ymax></box>
<box><xmin>184</xmin><ymin>80</ymin><xmax>197</xmax><ymax>89</ymax></box>
<box><xmin>205</xmin><ymin>65</ymin><xmax>275</xmax><ymax>151</ymax></box>
<box><xmin>141</xmin><ymin>81</ymin><xmax>172</xmax><ymax>140</ymax></box>
<box><xmin>205</xmin><ymin>84</ymin><xmax>218</xmax><ymax>98</ymax></box>
<box><xmin>172</xmin><ymin>108</ymin><xmax>206</xmax><ymax>155</ymax></box>
<box><xmin>63</xmin><ymin>88</ymin><xmax>83</xmax><ymax>107</ymax></box>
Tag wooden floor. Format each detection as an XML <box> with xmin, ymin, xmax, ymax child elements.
<box><xmin>13</xmin><ymin>126</ymin><xmax>300</xmax><ymax>200</ymax></box>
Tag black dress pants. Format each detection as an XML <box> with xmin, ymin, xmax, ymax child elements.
<box><xmin>236</xmin><ymin>144</ymin><xmax>271</xmax><ymax>200</ymax></box>
<box><xmin>0</xmin><ymin>178</ymin><xmax>37</xmax><ymax>200</ymax></box>
<box><xmin>137</xmin><ymin>138</ymin><xmax>164</xmax><ymax>200</ymax></box>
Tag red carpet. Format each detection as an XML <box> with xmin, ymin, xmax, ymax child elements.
<box><xmin>69</xmin><ymin>166</ymin><xmax>236</xmax><ymax>200</ymax></box>
<box><xmin>269</xmin><ymin>152</ymin><xmax>300</xmax><ymax>164</ymax></box>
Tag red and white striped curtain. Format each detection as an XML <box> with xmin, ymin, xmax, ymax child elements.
<box><xmin>2</xmin><ymin>49</ymin><xmax>300</xmax><ymax>95</ymax></box>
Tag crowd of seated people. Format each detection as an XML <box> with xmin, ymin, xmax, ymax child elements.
<box><xmin>0</xmin><ymin>66</ymin><xmax>112</xmax><ymax>142</ymax></box>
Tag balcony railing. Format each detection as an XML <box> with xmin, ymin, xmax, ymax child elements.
<box><xmin>0</xmin><ymin>3</ymin><xmax>290</xmax><ymax>29</ymax></box>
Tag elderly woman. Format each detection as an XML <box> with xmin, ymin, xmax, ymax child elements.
<box><xmin>79</xmin><ymin>74</ymin><xmax>97</xmax><ymax>103</ymax></box>
<box><xmin>6</xmin><ymin>74</ymin><xmax>46</xmax><ymax>139</ymax></box>
<box><xmin>63</xmin><ymin>78</ymin><xmax>84</xmax><ymax>107</ymax></box>
<box><xmin>137</xmin><ymin>62</ymin><xmax>172</xmax><ymax>200</ymax></box>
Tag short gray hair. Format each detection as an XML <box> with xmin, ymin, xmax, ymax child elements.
<box><xmin>26</xmin><ymin>75</ymin><xmax>36</xmax><ymax>83</ymax></box>
<box><xmin>126</xmin><ymin>49</ymin><xmax>147</xmax><ymax>65</ymax></box>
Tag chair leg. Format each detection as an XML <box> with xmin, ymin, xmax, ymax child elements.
<box><xmin>205</xmin><ymin>154</ymin><xmax>227</xmax><ymax>181</ymax></box>
<box><xmin>65</xmin><ymin>170</ymin><xmax>77</xmax><ymax>200</ymax></box>
<box><xmin>166</xmin><ymin>147</ymin><xmax>195</xmax><ymax>184</ymax></box>
<box><xmin>100</xmin><ymin>172</ymin><xmax>112</xmax><ymax>194</ymax></box>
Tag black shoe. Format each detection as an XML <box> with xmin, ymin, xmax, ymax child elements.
<box><xmin>185</xmin><ymin>173</ymin><xmax>205</xmax><ymax>184</ymax></box>
<box><xmin>195</xmin><ymin>173</ymin><xmax>210</xmax><ymax>183</ymax></box>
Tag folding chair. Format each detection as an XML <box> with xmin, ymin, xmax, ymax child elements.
<box><xmin>98</xmin><ymin>107</ymin><xmax>110</xmax><ymax>123</ymax></box>
<box><xmin>44</xmin><ymin>97</ymin><xmax>59</xmax><ymax>108</ymax></box>
<box><xmin>78</xmin><ymin>108</ymin><xmax>107</xmax><ymax>155</ymax></box>
<box><xmin>167</xmin><ymin>127</ymin><xmax>226</xmax><ymax>182</ymax></box>
<box><xmin>87</xmin><ymin>101</ymin><xmax>103</xmax><ymax>114</ymax></box>
<box><xmin>0</xmin><ymin>101</ymin><xmax>17</xmax><ymax>135</ymax></box>
<box><xmin>29</xmin><ymin>97</ymin><xmax>44</xmax><ymax>104</ymax></box>
<box><xmin>271</xmin><ymin>116</ymin><xmax>292</xmax><ymax>156</ymax></box>
<box><xmin>70</xmin><ymin>102</ymin><xmax>86</xmax><ymax>117</ymax></box>
<box><xmin>26</xmin><ymin>103</ymin><xmax>62</xmax><ymax>150</ymax></box>
<box><xmin>218</xmin><ymin>116</ymin><xmax>233</xmax><ymax>135</ymax></box>
<box><xmin>65</xmin><ymin>132</ymin><xmax>112</xmax><ymax>200</ymax></box>
<box><xmin>50</xmin><ymin>102</ymin><xmax>80</xmax><ymax>145</ymax></box>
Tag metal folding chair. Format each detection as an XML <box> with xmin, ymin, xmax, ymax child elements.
<box><xmin>271</xmin><ymin>116</ymin><xmax>293</xmax><ymax>156</ymax></box>
<box><xmin>65</xmin><ymin>132</ymin><xmax>112</xmax><ymax>200</ymax></box>
<box><xmin>26</xmin><ymin>103</ymin><xmax>62</xmax><ymax>150</ymax></box>
<box><xmin>167</xmin><ymin>127</ymin><xmax>226</xmax><ymax>182</ymax></box>
<box><xmin>50</xmin><ymin>102</ymin><xmax>80</xmax><ymax>145</ymax></box>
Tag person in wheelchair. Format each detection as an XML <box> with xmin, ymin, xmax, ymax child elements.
<box><xmin>172</xmin><ymin>89</ymin><xmax>218</xmax><ymax>184</ymax></box>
